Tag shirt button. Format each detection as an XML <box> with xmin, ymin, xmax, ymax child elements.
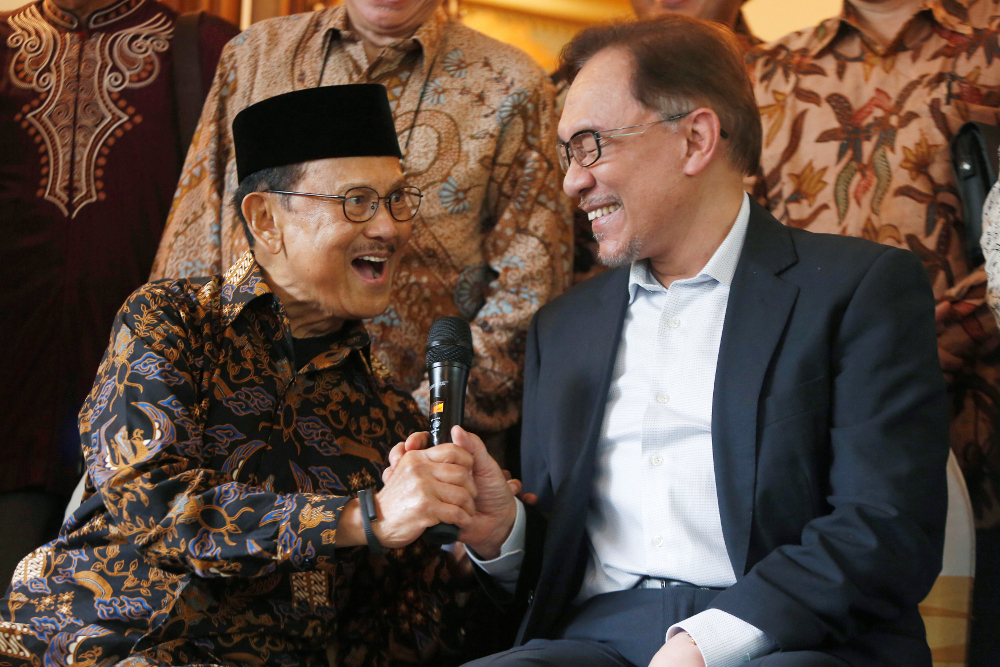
<box><xmin>653</xmin><ymin>535</ymin><xmax>664</xmax><ymax>547</ymax></box>
<box><xmin>667</xmin><ymin>318</ymin><xmax>681</xmax><ymax>329</ymax></box>
<box><xmin>656</xmin><ymin>393</ymin><xmax>670</xmax><ymax>404</ymax></box>
<box><xmin>650</xmin><ymin>454</ymin><xmax>663</xmax><ymax>466</ymax></box>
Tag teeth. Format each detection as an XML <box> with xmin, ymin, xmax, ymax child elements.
<box><xmin>359</xmin><ymin>256</ymin><xmax>388</xmax><ymax>262</ymax></box>
<box><xmin>587</xmin><ymin>204</ymin><xmax>621</xmax><ymax>222</ymax></box>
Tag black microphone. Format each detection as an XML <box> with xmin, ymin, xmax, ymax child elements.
<box><xmin>423</xmin><ymin>316</ymin><xmax>473</xmax><ymax>545</ymax></box>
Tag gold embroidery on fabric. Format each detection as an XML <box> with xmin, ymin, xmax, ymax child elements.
<box><xmin>369</xmin><ymin>355</ymin><xmax>392</xmax><ymax>381</ymax></box>
<box><xmin>6</xmin><ymin>5</ymin><xmax>172</xmax><ymax>217</ymax></box>
<box><xmin>223</xmin><ymin>250</ymin><xmax>255</xmax><ymax>286</ymax></box>
<box><xmin>298</xmin><ymin>504</ymin><xmax>336</xmax><ymax>530</ymax></box>
<box><xmin>0</xmin><ymin>621</ymin><xmax>34</xmax><ymax>662</ymax></box>
<box><xmin>73</xmin><ymin>570</ymin><xmax>113</xmax><ymax>600</ymax></box>
<box><xmin>347</xmin><ymin>469</ymin><xmax>376</xmax><ymax>491</ymax></box>
<box><xmin>321</xmin><ymin>528</ymin><xmax>337</xmax><ymax>545</ymax></box>
<box><xmin>290</xmin><ymin>571</ymin><xmax>329</xmax><ymax>608</ymax></box>
<box><xmin>197</xmin><ymin>279</ymin><xmax>220</xmax><ymax>308</ymax></box>
<box><xmin>11</xmin><ymin>546</ymin><xmax>53</xmax><ymax>584</ymax></box>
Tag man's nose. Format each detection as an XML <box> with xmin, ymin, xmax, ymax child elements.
<box><xmin>364</xmin><ymin>204</ymin><xmax>400</xmax><ymax>241</ymax></box>
<box><xmin>562</xmin><ymin>158</ymin><xmax>595</xmax><ymax>199</ymax></box>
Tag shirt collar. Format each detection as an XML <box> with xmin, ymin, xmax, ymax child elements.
<box><xmin>203</xmin><ymin>250</ymin><xmax>371</xmax><ymax>372</ymax></box>
<box><xmin>211</xmin><ymin>250</ymin><xmax>274</xmax><ymax>327</ymax></box>
<box><xmin>41</xmin><ymin>0</ymin><xmax>147</xmax><ymax>31</ymax></box>
<box><xmin>322</xmin><ymin>3</ymin><xmax>448</xmax><ymax>67</ymax></box>
<box><xmin>628</xmin><ymin>192</ymin><xmax>751</xmax><ymax>304</ymax></box>
<box><xmin>803</xmin><ymin>0</ymin><xmax>972</xmax><ymax>58</ymax></box>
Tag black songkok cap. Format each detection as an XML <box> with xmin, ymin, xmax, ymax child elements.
<box><xmin>233</xmin><ymin>84</ymin><xmax>402</xmax><ymax>182</ymax></box>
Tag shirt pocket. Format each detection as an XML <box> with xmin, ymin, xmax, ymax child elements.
<box><xmin>760</xmin><ymin>374</ymin><xmax>830</xmax><ymax>427</ymax></box>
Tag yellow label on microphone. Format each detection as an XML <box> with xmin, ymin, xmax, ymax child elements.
<box><xmin>432</xmin><ymin>401</ymin><xmax>444</xmax><ymax>414</ymax></box>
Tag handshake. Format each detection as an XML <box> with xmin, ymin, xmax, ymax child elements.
<box><xmin>337</xmin><ymin>426</ymin><xmax>527</xmax><ymax>560</ymax></box>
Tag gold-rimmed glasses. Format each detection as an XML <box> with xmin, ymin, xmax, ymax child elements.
<box><xmin>263</xmin><ymin>186</ymin><xmax>424</xmax><ymax>222</ymax></box>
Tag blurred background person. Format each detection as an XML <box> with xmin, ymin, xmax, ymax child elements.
<box><xmin>749</xmin><ymin>0</ymin><xmax>1000</xmax><ymax>663</ymax></box>
<box><xmin>629</xmin><ymin>0</ymin><xmax>759</xmax><ymax>48</ymax></box>
<box><xmin>0</xmin><ymin>0</ymin><xmax>237</xmax><ymax>587</ymax></box>
<box><xmin>150</xmin><ymin>0</ymin><xmax>573</xmax><ymax>478</ymax></box>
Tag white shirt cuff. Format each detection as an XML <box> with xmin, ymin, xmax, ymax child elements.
<box><xmin>466</xmin><ymin>497</ymin><xmax>525</xmax><ymax>594</ymax></box>
<box><xmin>667</xmin><ymin>608</ymin><xmax>777</xmax><ymax>667</ymax></box>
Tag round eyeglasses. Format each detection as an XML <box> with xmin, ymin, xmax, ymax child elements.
<box><xmin>263</xmin><ymin>186</ymin><xmax>424</xmax><ymax>222</ymax></box>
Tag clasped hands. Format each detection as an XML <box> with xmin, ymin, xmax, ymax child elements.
<box><xmin>363</xmin><ymin>425</ymin><xmax>520</xmax><ymax>557</ymax></box>
<box><xmin>367</xmin><ymin>426</ymin><xmax>706</xmax><ymax>667</ymax></box>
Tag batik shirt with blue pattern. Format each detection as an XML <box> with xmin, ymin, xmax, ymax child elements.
<box><xmin>0</xmin><ymin>251</ymin><xmax>467</xmax><ymax>667</ymax></box>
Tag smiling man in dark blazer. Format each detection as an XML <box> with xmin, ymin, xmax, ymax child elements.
<box><xmin>385</xmin><ymin>14</ymin><xmax>950</xmax><ymax>667</ymax></box>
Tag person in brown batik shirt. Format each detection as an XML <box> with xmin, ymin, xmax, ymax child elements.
<box><xmin>0</xmin><ymin>0</ymin><xmax>237</xmax><ymax>588</ymax></box>
<box><xmin>748</xmin><ymin>0</ymin><xmax>1000</xmax><ymax>529</ymax></box>
<box><xmin>149</xmin><ymin>0</ymin><xmax>573</xmax><ymax>453</ymax></box>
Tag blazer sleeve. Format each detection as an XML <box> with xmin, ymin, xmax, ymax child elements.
<box><xmin>474</xmin><ymin>311</ymin><xmax>551</xmax><ymax>611</ymax></box>
<box><xmin>710</xmin><ymin>247</ymin><xmax>950</xmax><ymax>650</ymax></box>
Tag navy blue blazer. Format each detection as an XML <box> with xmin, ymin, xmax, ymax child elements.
<box><xmin>512</xmin><ymin>199</ymin><xmax>950</xmax><ymax>665</ymax></box>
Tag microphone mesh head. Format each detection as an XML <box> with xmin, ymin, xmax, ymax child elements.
<box><xmin>426</xmin><ymin>316</ymin><xmax>473</xmax><ymax>366</ymax></box>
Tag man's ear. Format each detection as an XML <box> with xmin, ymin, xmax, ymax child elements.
<box><xmin>682</xmin><ymin>107</ymin><xmax>724</xmax><ymax>177</ymax></box>
<box><xmin>242</xmin><ymin>192</ymin><xmax>283</xmax><ymax>254</ymax></box>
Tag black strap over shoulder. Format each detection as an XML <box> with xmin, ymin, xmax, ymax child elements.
<box><xmin>951</xmin><ymin>121</ymin><xmax>1000</xmax><ymax>267</ymax></box>
<box><xmin>172</xmin><ymin>11</ymin><xmax>204</xmax><ymax>162</ymax></box>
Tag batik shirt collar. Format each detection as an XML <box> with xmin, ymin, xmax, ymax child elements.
<box><xmin>627</xmin><ymin>192</ymin><xmax>751</xmax><ymax>304</ymax></box>
<box><xmin>321</xmin><ymin>3</ymin><xmax>448</xmax><ymax>69</ymax></box>
<box><xmin>209</xmin><ymin>250</ymin><xmax>371</xmax><ymax>373</ymax></box>
<box><xmin>805</xmin><ymin>0</ymin><xmax>973</xmax><ymax>58</ymax></box>
<box><xmin>41</xmin><ymin>0</ymin><xmax>147</xmax><ymax>31</ymax></box>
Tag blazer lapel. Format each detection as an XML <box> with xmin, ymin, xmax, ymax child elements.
<box><xmin>525</xmin><ymin>267</ymin><xmax>631</xmax><ymax>640</ymax></box>
<box><xmin>712</xmin><ymin>201</ymin><xmax>799</xmax><ymax>579</ymax></box>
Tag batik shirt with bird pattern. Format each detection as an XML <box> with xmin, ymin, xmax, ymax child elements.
<box><xmin>0</xmin><ymin>251</ymin><xmax>469</xmax><ymax>667</ymax></box>
<box><xmin>748</xmin><ymin>0</ymin><xmax>1000</xmax><ymax>527</ymax></box>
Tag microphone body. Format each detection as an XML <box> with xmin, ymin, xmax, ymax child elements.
<box><xmin>429</xmin><ymin>362</ymin><xmax>468</xmax><ymax>447</ymax></box>
<box><xmin>423</xmin><ymin>317</ymin><xmax>473</xmax><ymax>545</ymax></box>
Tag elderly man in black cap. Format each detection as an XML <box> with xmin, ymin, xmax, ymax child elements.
<box><xmin>0</xmin><ymin>84</ymin><xmax>483</xmax><ymax>666</ymax></box>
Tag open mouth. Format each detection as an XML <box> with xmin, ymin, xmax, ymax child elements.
<box><xmin>351</xmin><ymin>255</ymin><xmax>388</xmax><ymax>281</ymax></box>
<box><xmin>587</xmin><ymin>203</ymin><xmax>622</xmax><ymax>222</ymax></box>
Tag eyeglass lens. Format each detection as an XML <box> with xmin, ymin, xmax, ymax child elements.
<box><xmin>559</xmin><ymin>132</ymin><xmax>601</xmax><ymax>172</ymax></box>
<box><xmin>343</xmin><ymin>187</ymin><xmax>422</xmax><ymax>222</ymax></box>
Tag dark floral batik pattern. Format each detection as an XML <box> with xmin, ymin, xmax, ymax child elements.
<box><xmin>749</xmin><ymin>0</ymin><xmax>1000</xmax><ymax>527</ymax></box>
<box><xmin>0</xmin><ymin>251</ymin><xmax>471</xmax><ymax>666</ymax></box>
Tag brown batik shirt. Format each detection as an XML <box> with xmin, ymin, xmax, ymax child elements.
<box><xmin>748</xmin><ymin>0</ymin><xmax>1000</xmax><ymax>526</ymax></box>
<box><xmin>149</xmin><ymin>6</ymin><xmax>573</xmax><ymax>434</ymax></box>
<box><xmin>0</xmin><ymin>251</ymin><xmax>469</xmax><ymax>666</ymax></box>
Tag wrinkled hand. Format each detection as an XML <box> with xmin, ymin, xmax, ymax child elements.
<box><xmin>383</xmin><ymin>431</ymin><xmax>526</xmax><ymax>500</ymax></box>
<box><xmin>449</xmin><ymin>426</ymin><xmax>519</xmax><ymax>558</ymax></box>
<box><xmin>383</xmin><ymin>428</ymin><xmax>519</xmax><ymax>559</ymax></box>
<box><xmin>372</xmin><ymin>443</ymin><xmax>476</xmax><ymax>549</ymax></box>
<box><xmin>648</xmin><ymin>633</ymin><xmax>706</xmax><ymax>667</ymax></box>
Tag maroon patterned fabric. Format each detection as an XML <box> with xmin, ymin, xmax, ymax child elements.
<box><xmin>0</xmin><ymin>0</ymin><xmax>238</xmax><ymax>495</ymax></box>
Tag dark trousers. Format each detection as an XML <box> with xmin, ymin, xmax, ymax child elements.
<box><xmin>463</xmin><ymin>587</ymin><xmax>719</xmax><ymax>667</ymax></box>
<box><xmin>462</xmin><ymin>587</ymin><xmax>853</xmax><ymax>667</ymax></box>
